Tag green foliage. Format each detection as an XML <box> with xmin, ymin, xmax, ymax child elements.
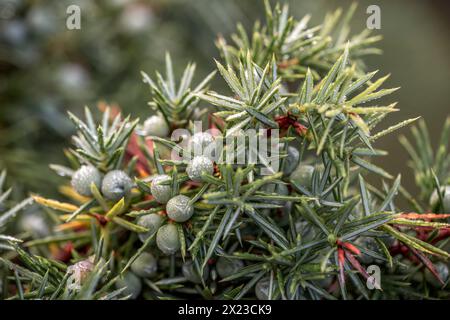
<box><xmin>141</xmin><ymin>53</ymin><xmax>216</xmax><ymax>128</ymax></box>
<box><xmin>400</xmin><ymin>118</ymin><xmax>450</xmax><ymax>202</ymax></box>
<box><xmin>0</xmin><ymin>170</ymin><xmax>33</xmax><ymax>250</ymax></box>
<box><xmin>217</xmin><ymin>1</ymin><xmax>381</xmax><ymax>81</ymax></box>
<box><xmin>1</xmin><ymin>1</ymin><xmax>450</xmax><ymax>301</ymax></box>
<box><xmin>66</xmin><ymin>107</ymin><xmax>139</xmax><ymax>172</ymax></box>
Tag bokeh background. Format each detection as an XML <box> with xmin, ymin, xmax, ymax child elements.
<box><xmin>0</xmin><ymin>0</ymin><xmax>449</xmax><ymax>198</ymax></box>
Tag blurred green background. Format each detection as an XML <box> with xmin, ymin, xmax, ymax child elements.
<box><xmin>0</xmin><ymin>0</ymin><xmax>449</xmax><ymax>198</ymax></box>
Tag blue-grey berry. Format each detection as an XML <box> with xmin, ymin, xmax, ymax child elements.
<box><xmin>71</xmin><ymin>165</ymin><xmax>102</xmax><ymax>196</ymax></box>
<box><xmin>101</xmin><ymin>170</ymin><xmax>133</xmax><ymax>201</ymax></box>
<box><xmin>182</xmin><ymin>261</ymin><xmax>209</xmax><ymax>284</ymax></box>
<box><xmin>186</xmin><ymin>155</ymin><xmax>214</xmax><ymax>182</ymax></box>
<box><xmin>290</xmin><ymin>164</ymin><xmax>314</xmax><ymax>188</ymax></box>
<box><xmin>189</xmin><ymin>132</ymin><xmax>214</xmax><ymax>156</ymax></box>
<box><xmin>130</xmin><ymin>252</ymin><xmax>157</xmax><ymax>278</ymax></box>
<box><xmin>66</xmin><ymin>259</ymin><xmax>94</xmax><ymax>291</ymax></box>
<box><xmin>143</xmin><ymin>114</ymin><xmax>169</xmax><ymax>137</ymax></box>
<box><xmin>283</xmin><ymin>146</ymin><xmax>300</xmax><ymax>175</ymax></box>
<box><xmin>156</xmin><ymin>223</ymin><xmax>180</xmax><ymax>255</ymax></box>
<box><xmin>255</xmin><ymin>277</ymin><xmax>272</xmax><ymax>300</ymax></box>
<box><xmin>150</xmin><ymin>174</ymin><xmax>172</xmax><ymax>204</ymax></box>
<box><xmin>115</xmin><ymin>272</ymin><xmax>142</xmax><ymax>299</ymax></box>
<box><xmin>430</xmin><ymin>186</ymin><xmax>450</xmax><ymax>212</ymax></box>
<box><xmin>424</xmin><ymin>261</ymin><xmax>449</xmax><ymax>288</ymax></box>
<box><xmin>136</xmin><ymin>213</ymin><xmax>164</xmax><ymax>243</ymax></box>
<box><xmin>166</xmin><ymin>195</ymin><xmax>194</xmax><ymax>222</ymax></box>
<box><xmin>19</xmin><ymin>214</ymin><xmax>50</xmax><ymax>238</ymax></box>
<box><xmin>216</xmin><ymin>257</ymin><xmax>244</xmax><ymax>279</ymax></box>
<box><xmin>381</xmin><ymin>235</ymin><xmax>397</xmax><ymax>247</ymax></box>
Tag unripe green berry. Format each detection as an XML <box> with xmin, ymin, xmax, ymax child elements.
<box><xmin>186</xmin><ymin>155</ymin><xmax>214</xmax><ymax>182</ymax></box>
<box><xmin>143</xmin><ymin>114</ymin><xmax>169</xmax><ymax>137</ymax></box>
<box><xmin>156</xmin><ymin>223</ymin><xmax>180</xmax><ymax>255</ymax></box>
<box><xmin>115</xmin><ymin>272</ymin><xmax>142</xmax><ymax>299</ymax></box>
<box><xmin>182</xmin><ymin>261</ymin><xmax>209</xmax><ymax>284</ymax></box>
<box><xmin>290</xmin><ymin>164</ymin><xmax>314</xmax><ymax>188</ymax></box>
<box><xmin>150</xmin><ymin>174</ymin><xmax>172</xmax><ymax>204</ymax></box>
<box><xmin>216</xmin><ymin>257</ymin><xmax>244</xmax><ymax>279</ymax></box>
<box><xmin>130</xmin><ymin>252</ymin><xmax>157</xmax><ymax>278</ymax></box>
<box><xmin>424</xmin><ymin>262</ymin><xmax>449</xmax><ymax>288</ymax></box>
<box><xmin>101</xmin><ymin>170</ymin><xmax>133</xmax><ymax>201</ymax></box>
<box><xmin>283</xmin><ymin>146</ymin><xmax>300</xmax><ymax>175</ymax></box>
<box><xmin>71</xmin><ymin>165</ymin><xmax>102</xmax><ymax>196</ymax></box>
<box><xmin>136</xmin><ymin>213</ymin><xmax>164</xmax><ymax>243</ymax></box>
<box><xmin>430</xmin><ymin>186</ymin><xmax>450</xmax><ymax>212</ymax></box>
<box><xmin>166</xmin><ymin>195</ymin><xmax>194</xmax><ymax>222</ymax></box>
